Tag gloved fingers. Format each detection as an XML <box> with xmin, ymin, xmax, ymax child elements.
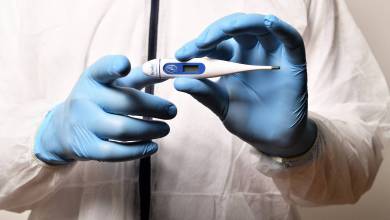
<box><xmin>233</xmin><ymin>35</ymin><xmax>259</xmax><ymax>50</ymax></box>
<box><xmin>87</xmin><ymin>140</ymin><xmax>158</xmax><ymax>162</ymax></box>
<box><xmin>222</xmin><ymin>13</ymin><xmax>281</xmax><ymax>52</ymax></box>
<box><xmin>195</xmin><ymin>13</ymin><xmax>247</xmax><ymax>49</ymax></box>
<box><xmin>264</xmin><ymin>15</ymin><xmax>306</xmax><ymax>64</ymax></box>
<box><xmin>176</xmin><ymin>13</ymin><xmax>282</xmax><ymax>61</ymax></box>
<box><xmin>176</xmin><ymin>39</ymin><xmax>235</xmax><ymax>62</ymax></box>
<box><xmin>113</xmin><ymin>67</ymin><xmax>165</xmax><ymax>90</ymax></box>
<box><xmin>206</xmin><ymin>40</ymin><xmax>235</xmax><ymax>61</ymax></box>
<box><xmin>98</xmin><ymin>87</ymin><xmax>177</xmax><ymax>120</ymax></box>
<box><xmin>222</xmin><ymin>13</ymin><xmax>281</xmax><ymax>51</ymax></box>
<box><xmin>256</xmin><ymin>33</ymin><xmax>280</xmax><ymax>52</ymax></box>
<box><xmin>174</xmin><ymin>78</ymin><xmax>229</xmax><ymax>120</ymax></box>
<box><xmin>86</xmin><ymin>55</ymin><xmax>131</xmax><ymax>84</ymax></box>
<box><xmin>92</xmin><ymin>111</ymin><xmax>171</xmax><ymax>141</ymax></box>
<box><xmin>175</xmin><ymin>39</ymin><xmax>216</xmax><ymax>61</ymax></box>
<box><xmin>175</xmin><ymin>13</ymin><xmax>245</xmax><ymax>61</ymax></box>
<box><xmin>196</xmin><ymin>13</ymin><xmax>263</xmax><ymax>50</ymax></box>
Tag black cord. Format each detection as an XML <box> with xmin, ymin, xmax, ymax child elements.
<box><xmin>139</xmin><ymin>0</ymin><xmax>160</xmax><ymax>220</ymax></box>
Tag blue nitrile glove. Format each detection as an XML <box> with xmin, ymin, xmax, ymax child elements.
<box><xmin>175</xmin><ymin>13</ymin><xmax>317</xmax><ymax>157</ymax></box>
<box><xmin>34</xmin><ymin>55</ymin><xmax>177</xmax><ymax>165</ymax></box>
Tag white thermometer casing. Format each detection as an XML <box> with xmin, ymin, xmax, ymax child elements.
<box><xmin>142</xmin><ymin>58</ymin><xmax>279</xmax><ymax>79</ymax></box>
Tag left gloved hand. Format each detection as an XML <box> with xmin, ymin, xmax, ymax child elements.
<box><xmin>174</xmin><ymin>13</ymin><xmax>317</xmax><ymax>157</ymax></box>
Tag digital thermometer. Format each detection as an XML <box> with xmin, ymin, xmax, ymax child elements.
<box><xmin>142</xmin><ymin>58</ymin><xmax>280</xmax><ymax>79</ymax></box>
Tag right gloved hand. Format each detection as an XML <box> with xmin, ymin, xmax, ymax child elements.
<box><xmin>34</xmin><ymin>55</ymin><xmax>177</xmax><ymax>165</ymax></box>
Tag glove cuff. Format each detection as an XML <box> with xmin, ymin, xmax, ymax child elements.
<box><xmin>267</xmin><ymin>130</ymin><xmax>320</xmax><ymax>168</ymax></box>
<box><xmin>34</xmin><ymin>106</ymin><xmax>74</xmax><ymax>166</ymax></box>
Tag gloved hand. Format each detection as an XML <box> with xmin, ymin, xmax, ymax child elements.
<box><xmin>175</xmin><ymin>13</ymin><xmax>317</xmax><ymax>157</ymax></box>
<box><xmin>34</xmin><ymin>55</ymin><xmax>177</xmax><ymax>165</ymax></box>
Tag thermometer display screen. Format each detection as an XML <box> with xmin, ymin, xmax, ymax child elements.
<box><xmin>183</xmin><ymin>65</ymin><xmax>199</xmax><ymax>73</ymax></box>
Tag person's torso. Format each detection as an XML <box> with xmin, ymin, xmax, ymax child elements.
<box><xmin>5</xmin><ymin>0</ymin><xmax>308</xmax><ymax>219</ymax></box>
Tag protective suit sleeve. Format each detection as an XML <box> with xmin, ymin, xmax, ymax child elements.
<box><xmin>0</xmin><ymin>1</ymin><xmax>77</xmax><ymax>211</ymax></box>
<box><xmin>0</xmin><ymin>100</ymin><xmax>74</xmax><ymax>212</ymax></box>
<box><xmin>253</xmin><ymin>0</ymin><xmax>390</xmax><ymax>205</ymax></box>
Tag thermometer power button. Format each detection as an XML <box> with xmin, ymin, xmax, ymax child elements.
<box><xmin>164</xmin><ymin>64</ymin><xmax>178</xmax><ymax>74</ymax></box>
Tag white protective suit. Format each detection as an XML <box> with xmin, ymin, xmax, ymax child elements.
<box><xmin>0</xmin><ymin>0</ymin><xmax>389</xmax><ymax>219</ymax></box>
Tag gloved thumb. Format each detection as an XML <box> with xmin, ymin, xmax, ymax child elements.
<box><xmin>174</xmin><ymin>78</ymin><xmax>229</xmax><ymax>120</ymax></box>
<box><xmin>88</xmin><ymin>55</ymin><xmax>131</xmax><ymax>84</ymax></box>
